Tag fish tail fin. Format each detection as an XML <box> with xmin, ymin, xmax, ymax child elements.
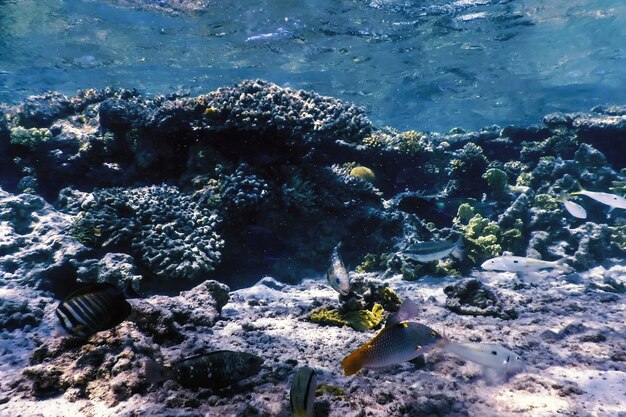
<box><xmin>570</xmin><ymin>181</ymin><xmax>585</xmax><ymax>195</ymax></box>
<box><xmin>554</xmin><ymin>258</ymin><xmax>573</xmax><ymax>273</ymax></box>
<box><xmin>143</xmin><ymin>358</ymin><xmax>166</xmax><ymax>384</ymax></box>
<box><xmin>122</xmin><ymin>281</ymin><xmax>141</xmax><ymax>299</ymax></box>
<box><xmin>340</xmin><ymin>350</ymin><xmax>363</xmax><ymax>376</ymax></box>
<box><xmin>451</xmin><ymin>235</ymin><xmax>464</xmax><ymax>260</ymax></box>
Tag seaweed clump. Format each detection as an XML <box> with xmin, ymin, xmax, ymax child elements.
<box><xmin>309</xmin><ymin>304</ymin><xmax>384</xmax><ymax>331</ymax></box>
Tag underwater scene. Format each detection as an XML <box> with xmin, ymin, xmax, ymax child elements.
<box><xmin>0</xmin><ymin>0</ymin><xmax>625</xmax><ymax>416</ymax></box>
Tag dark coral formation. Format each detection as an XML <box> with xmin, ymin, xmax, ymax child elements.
<box><xmin>69</xmin><ymin>185</ymin><xmax>224</xmax><ymax>282</ymax></box>
<box><xmin>0</xmin><ymin>80</ymin><xmax>624</xmax><ymax>289</ymax></box>
<box><xmin>444</xmin><ymin>278</ymin><xmax>518</xmax><ymax>320</ymax></box>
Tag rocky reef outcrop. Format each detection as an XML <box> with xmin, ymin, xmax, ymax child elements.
<box><xmin>0</xmin><ymin>80</ymin><xmax>624</xmax><ymax>417</ymax></box>
<box><xmin>1</xmin><ymin>80</ymin><xmax>624</xmax><ymax>290</ymax></box>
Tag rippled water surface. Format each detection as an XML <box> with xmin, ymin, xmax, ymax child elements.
<box><xmin>1</xmin><ymin>0</ymin><xmax>625</xmax><ymax>131</ymax></box>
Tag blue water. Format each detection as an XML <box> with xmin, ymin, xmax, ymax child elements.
<box><xmin>1</xmin><ymin>0</ymin><xmax>625</xmax><ymax>132</ymax></box>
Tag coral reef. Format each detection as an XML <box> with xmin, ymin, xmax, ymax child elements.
<box><xmin>74</xmin><ymin>253</ymin><xmax>143</xmax><ymax>291</ymax></box>
<box><xmin>2</xmin><ymin>81</ymin><xmax>623</xmax><ymax>283</ymax></box>
<box><xmin>2</xmin><ymin>268</ymin><xmax>624</xmax><ymax>416</ymax></box>
<box><xmin>70</xmin><ymin>185</ymin><xmax>224</xmax><ymax>282</ymax></box>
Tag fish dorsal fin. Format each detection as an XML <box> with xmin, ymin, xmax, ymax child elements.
<box><xmin>386</xmin><ymin>298</ymin><xmax>419</xmax><ymax>327</ymax></box>
<box><xmin>64</xmin><ymin>282</ymin><xmax>122</xmax><ymax>300</ymax></box>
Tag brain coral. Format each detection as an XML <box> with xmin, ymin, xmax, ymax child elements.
<box><xmin>72</xmin><ymin>185</ymin><xmax>223</xmax><ymax>281</ymax></box>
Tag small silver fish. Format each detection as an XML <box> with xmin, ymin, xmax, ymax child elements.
<box><xmin>558</xmin><ymin>191</ymin><xmax>586</xmax><ymax>219</ymax></box>
<box><xmin>55</xmin><ymin>283</ymin><xmax>132</xmax><ymax>338</ymax></box>
<box><xmin>562</xmin><ymin>200</ymin><xmax>587</xmax><ymax>219</ymax></box>
<box><xmin>481</xmin><ymin>256</ymin><xmax>571</xmax><ymax>273</ymax></box>
<box><xmin>290</xmin><ymin>366</ymin><xmax>317</xmax><ymax>417</ymax></box>
<box><xmin>404</xmin><ymin>235</ymin><xmax>464</xmax><ymax>263</ymax></box>
<box><xmin>327</xmin><ymin>243</ymin><xmax>350</xmax><ymax>295</ymax></box>
<box><xmin>570</xmin><ymin>187</ymin><xmax>626</xmax><ymax>210</ymax></box>
<box><xmin>340</xmin><ymin>321</ymin><xmax>444</xmax><ymax>376</ymax></box>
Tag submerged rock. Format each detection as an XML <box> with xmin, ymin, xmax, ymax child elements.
<box><xmin>0</xmin><ymin>187</ymin><xmax>86</xmax><ymax>289</ymax></box>
<box><xmin>443</xmin><ymin>278</ymin><xmax>518</xmax><ymax>320</ymax></box>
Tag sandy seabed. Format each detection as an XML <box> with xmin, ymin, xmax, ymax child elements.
<box><xmin>1</xmin><ymin>263</ymin><xmax>624</xmax><ymax>417</ymax></box>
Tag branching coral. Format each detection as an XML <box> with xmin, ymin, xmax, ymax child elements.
<box><xmin>454</xmin><ymin>204</ymin><xmax>502</xmax><ymax>264</ymax></box>
<box><xmin>9</xmin><ymin>126</ymin><xmax>51</xmax><ymax>148</ymax></box>
<box><xmin>482</xmin><ymin>168</ymin><xmax>508</xmax><ymax>199</ymax></box>
<box><xmin>398</xmin><ymin>130</ymin><xmax>427</xmax><ymax>156</ymax></box>
<box><xmin>219</xmin><ymin>163</ymin><xmax>270</xmax><ymax>211</ymax></box>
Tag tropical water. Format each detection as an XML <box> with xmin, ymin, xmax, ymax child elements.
<box><xmin>1</xmin><ymin>1</ymin><xmax>626</xmax><ymax>416</ymax></box>
<box><xmin>1</xmin><ymin>0</ymin><xmax>625</xmax><ymax>132</ymax></box>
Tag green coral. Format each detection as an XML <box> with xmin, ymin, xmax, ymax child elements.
<box><xmin>501</xmin><ymin>219</ymin><xmax>524</xmax><ymax>253</ymax></box>
<box><xmin>516</xmin><ymin>172</ymin><xmax>532</xmax><ymax>187</ymax></box>
<box><xmin>381</xmin><ymin>288</ymin><xmax>401</xmax><ymax>310</ymax></box>
<box><xmin>608</xmin><ymin>220</ymin><xmax>626</xmax><ymax>252</ymax></box>
<box><xmin>398</xmin><ymin>130</ymin><xmax>427</xmax><ymax>156</ymax></box>
<box><xmin>453</xmin><ymin>204</ymin><xmax>524</xmax><ymax>263</ymax></box>
<box><xmin>309</xmin><ymin>304</ymin><xmax>385</xmax><ymax>331</ymax></box>
<box><xmin>361</xmin><ymin>132</ymin><xmax>393</xmax><ymax>150</ymax></box>
<box><xmin>482</xmin><ymin>168</ymin><xmax>508</xmax><ymax>198</ymax></box>
<box><xmin>454</xmin><ymin>205</ymin><xmax>502</xmax><ymax>264</ymax></box>
<box><xmin>68</xmin><ymin>214</ymin><xmax>105</xmax><ymax>248</ymax></box>
<box><xmin>280</xmin><ymin>173</ymin><xmax>317</xmax><ymax>213</ymax></box>
<box><xmin>355</xmin><ymin>253</ymin><xmax>388</xmax><ymax>273</ymax></box>
<box><xmin>316</xmin><ymin>383</ymin><xmax>345</xmax><ymax>397</ymax></box>
<box><xmin>533</xmin><ymin>194</ymin><xmax>559</xmax><ymax>211</ymax></box>
<box><xmin>9</xmin><ymin>126</ymin><xmax>51</xmax><ymax>148</ymax></box>
<box><xmin>434</xmin><ymin>260</ymin><xmax>461</xmax><ymax>276</ymax></box>
<box><xmin>456</xmin><ymin>203</ymin><xmax>475</xmax><ymax>223</ymax></box>
<box><xmin>609</xmin><ymin>170</ymin><xmax>626</xmax><ymax>197</ymax></box>
<box><xmin>309</xmin><ymin>308</ymin><xmax>346</xmax><ymax>327</ymax></box>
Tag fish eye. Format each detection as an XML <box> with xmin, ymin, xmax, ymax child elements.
<box><xmin>516</xmin><ymin>356</ymin><xmax>521</xmax><ymax>360</ymax></box>
<box><xmin>430</xmin><ymin>332</ymin><xmax>437</xmax><ymax>337</ymax></box>
<box><xmin>491</xmin><ymin>350</ymin><xmax>498</xmax><ymax>355</ymax></box>
<box><xmin>335</xmin><ymin>278</ymin><xmax>340</xmax><ymax>284</ymax></box>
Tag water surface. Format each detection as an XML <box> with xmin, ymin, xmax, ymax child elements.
<box><xmin>1</xmin><ymin>0</ymin><xmax>625</xmax><ymax>132</ymax></box>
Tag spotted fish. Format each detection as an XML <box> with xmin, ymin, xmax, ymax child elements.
<box><xmin>443</xmin><ymin>342</ymin><xmax>524</xmax><ymax>376</ymax></box>
<box><xmin>146</xmin><ymin>350</ymin><xmax>264</xmax><ymax>389</ymax></box>
<box><xmin>55</xmin><ymin>283</ymin><xmax>132</xmax><ymax>338</ymax></box>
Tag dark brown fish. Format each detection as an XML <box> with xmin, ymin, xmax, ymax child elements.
<box><xmin>146</xmin><ymin>350</ymin><xmax>264</xmax><ymax>389</ymax></box>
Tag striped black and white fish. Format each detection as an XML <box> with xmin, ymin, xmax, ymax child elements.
<box><xmin>290</xmin><ymin>366</ymin><xmax>317</xmax><ymax>417</ymax></box>
<box><xmin>55</xmin><ymin>283</ymin><xmax>132</xmax><ymax>338</ymax></box>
